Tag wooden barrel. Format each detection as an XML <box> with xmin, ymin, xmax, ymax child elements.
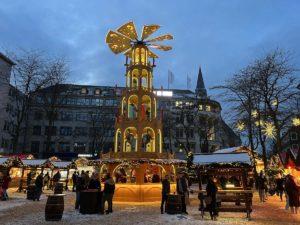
<box><xmin>27</xmin><ymin>184</ymin><xmax>36</xmax><ymax>200</ymax></box>
<box><xmin>54</xmin><ymin>182</ymin><xmax>63</xmax><ymax>194</ymax></box>
<box><xmin>45</xmin><ymin>195</ymin><xmax>64</xmax><ymax>221</ymax></box>
<box><xmin>166</xmin><ymin>194</ymin><xmax>182</xmax><ymax>214</ymax></box>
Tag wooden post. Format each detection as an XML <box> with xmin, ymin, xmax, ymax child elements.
<box><xmin>65</xmin><ymin>169</ymin><xmax>70</xmax><ymax>191</ymax></box>
<box><xmin>197</xmin><ymin>166</ymin><xmax>204</xmax><ymax>217</ymax></box>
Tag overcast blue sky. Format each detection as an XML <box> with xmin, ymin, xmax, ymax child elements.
<box><xmin>1</xmin><ymin>0</ymin><xmax>300</xmax><ymax>97</ymax></box>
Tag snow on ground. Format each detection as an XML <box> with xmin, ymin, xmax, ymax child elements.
<box><xmin>0</xmin><ymin>189</ymin><xmax>300</xmax><ymax>225</ymax></box>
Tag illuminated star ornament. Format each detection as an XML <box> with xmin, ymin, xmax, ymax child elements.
<box><xmin>236</xmin><ymin>121</ymin><xmax>245</xmax><ymax>131</ymax></box>
<box><xmin>262</xmin><ymin>122</ymin><xmax>276</xmax><ymax>139</ymax></box>
<box><xmin>292</xmin><ymin>118</ymin><xmax>300</xmax><ymax>126</ymax></box>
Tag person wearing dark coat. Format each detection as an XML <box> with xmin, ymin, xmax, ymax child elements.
<box><xmin>285</xmin><ymin>175</ymin><xmax>299</xmax><ymax>214</ymax></box>
<box><xmin>176</xmin><ymin>172</ymin><xmax>188</xmax><ymax>214</ymax></box>
<box><xmin>72</xmin><ymin>172</ymin><xmax>78</xmax><ymax>192</ymax></box>
<box><xmin>101</xmin><ymin>173</ymin><xmax>115</xmax><ymax>214</ymax></box>
<box><xmin>276</xmin><ymin>177</ymin><xmax>284</xmax><ymax>201</ymax></box>
<box><xmin>206</xmin><ymin>177</ymin><xmax>218</xmax><ymax>220</ymax></box>
<box><xmin>88</xmin><ymin>174</ymin><xmax>101</xmax><ymax>190</ymax></box>
<box><xmin>256</xmin><ymin>171</ymin><xmax>267</xmax><ymax>202</ymax></box>
<box><xmin>75</xmin><ymin>171</ymin><xmax>86</xmax><ymax>210</ymax></box>
<box><xmin>52</xmin><ymin>171</ymin><xmax>61</xmax><ymax>190</ymax></box>
<box><xmin>34</xmin><ymin>173</ymin><xmax>43</xmax><ymax>201</ymax></box>
<box><xmin>2</xmin><ymin>174</ymin><xmax>11</xmax><ymax>200</ymax></box>
<box><xmin>161</xmin><ymin>175</ymin><xmax>170</xmax><ymax>214</ymax></box>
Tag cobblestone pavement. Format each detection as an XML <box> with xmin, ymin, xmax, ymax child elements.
<box><xmin>0</xmin><ymin>189</ymin><xmax>299</xmax><ymax>225</ymax></box>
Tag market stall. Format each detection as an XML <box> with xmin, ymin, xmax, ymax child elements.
<box><xmin>193</xmin><ymin>152</ymin><xmax>254</xmax><ymax>219</ymax></box>
<box><xmin>51</xmin><ymin>161</ymin><xmax>77</xmax><ymax>190</ymax></box>
<box><xmin>0</xmin><ymin>156</ymin><xmax>23</xmax><ymax>187</ymax></box>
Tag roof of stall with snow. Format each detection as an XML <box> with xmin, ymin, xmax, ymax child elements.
<box><xmin>193</xmin><ymin>152</ymin><xmax>251</xmax><ymax>165</ymax></box>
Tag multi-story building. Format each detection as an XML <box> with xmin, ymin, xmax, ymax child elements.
<box><xmin>0</xmin><ymin>53</ymin><xmax>16</xmax><ymax>153</ymax></box>
<box><xmin>21</xmin><ymin>67</ymin><xmax>240</xmax><ymax>159</ymax></box>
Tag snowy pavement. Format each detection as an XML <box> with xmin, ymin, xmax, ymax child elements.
<box><xmin>0</xmin><ymin>189</ymin><xmax>299</xmax><ymax>225</ymax></box>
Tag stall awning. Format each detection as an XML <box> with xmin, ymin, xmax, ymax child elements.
<box><xmin>21</xmin><ymin>159</ymin><xmax>49</xmax><ymax>167</ymax></box>
<box><xmin>51</xmin><ymin>161</ymin><xmax>76</xmax><ymax>169</ymax></box>
<box><xmin>193</xmin><ymin>153</ymin><xmax>251</xmax><ymax>166</ymax></box>
<box><xmin>0</xmin><ymin>157</ymin><xmax>9</xmax><ymax>165</ymax></box>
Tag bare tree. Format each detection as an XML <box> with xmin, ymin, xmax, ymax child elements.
<box><xmin>8</xmin><ymin>50</ymin><xmax>50</xmax><ymax>152</ymax></box>
<box><xmin>36</xmin><ymin>58</ymin><xmax>70</xmax><ymax>156</ymax></box>
<box><xmin>89</xmin><ymin>109</ymin><xmax>115</xmax><ymax>156</ymax></box>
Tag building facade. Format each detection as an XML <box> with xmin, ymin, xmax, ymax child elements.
<box><xmin>0</xmin><ymin>53</ymin><xmax>16</xmax><ymax>153</ymax></box>
<box><xmin>1</xmin><ymin>54</ymin><xmax>240</xmax><ymax>159</ymax></box>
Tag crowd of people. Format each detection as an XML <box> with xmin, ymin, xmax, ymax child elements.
<box><xmin>256</xmin><ymin>171</ymin><xmax>300</xmax><ymax>214</ymax></box>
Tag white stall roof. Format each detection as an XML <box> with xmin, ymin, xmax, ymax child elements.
<box><xmin>0</xmin><ymin>157</ymin><xmax>9</xmax><ymax>165</ymax></box>
<box><xmin>22</xmin><ymin>159</ymin><xmax>48</xmax><ymax>166</ymax></box>
<box><xmin>214</xmin><ymin>147</ymin><xmax>241</xmax><ymax>154</ymax></box>
<box><xmin>51</xmin><ymin>161</ymin><xmax>72</xmax><ymax>168</ymax></box>
<box><xmin>193</xmin><ymin>153</ymin><xmax>251</xmax><ymax>165</ymax></box>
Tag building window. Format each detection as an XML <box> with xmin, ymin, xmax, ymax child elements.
<box><xmin>198</xmin><ymin>105</ymin><xmax>203</xmax><ymax>111</ymax></box>
<box><xmin>292</xmin><ymin>144</ymin><xmax>299</xmax><ymax>150</ymax></box>
<box><xmin>34</xmin><ymin>111</ymin><xmax>43</xmax><ymax>120</ymax></box>
<box><xmin>95</xmin><ymin>88</ymin><xmax>101</xmax><ymax>95</ymax></box>
<box><xmin>74</xmin><ymin>127</ymin><xmax>88</xmax><ymax>136</ymax></box>
<box><xmin>59</xmin><ymin>142</ymin><xmax>71</xmax><ymax>152</ymax></box>
<box><xmin>81</xmin><ymin>87</ymin><xmax>88</xmax><ymax>94</ymax></box>
<box><xmin>190</xmin><ymin>143</ymin><xmax>195</xmax><ymax>150</ymax></box>
<box><xmin>187</xmin><ymin>115</ymin><xmax>194</xmax><ymax>123</ymax></box>
<box><xmin>45</xmin><ymin>126</ymin><xmax>57</xmax><ymax>136</ymax></box>
<box><xmin>61</xmin><ymin>112</ymin><xmax>73</xmax><ymax>121</ymax></box>
<box><xmin>43</xmin><ymin>142</ymin><xmax>55</xmax><ymax>152</ymax></box>
<box><xmin>3</xmin><ymin>121</ymin><xmax>10</xmax><ymax>131</ymax></box>
<box><xmin>1</xmin><ymin>138</ymin><xmax>9</xmax><ymax>148</ymax></box>
<box><xmin>291</xmin><ymin>132</ymin><xmax>298</xmax><ymax>141</ymax></box>
<box><xmin>176</xmin><ymin>129</ymin><xmax>184</xmax><ymax>138</ymax></box>
<box><xmin>206</xmin><ymin>105</ymin><xmax>211</xmax><ymax>112</ymax></box>
<box><xmin>189</xmin><ymin>129</ymin><xmax>194</xmax><ymax>138</ymax></box>
<box><xmin>32</xmin><ymin>126</ymin><xmax>41</xmax><ymax>135</ymax></box>
<box><xmin>76</xmin><ymin>113</ymin><xmax>89</xmax><ymax>121</ymax></box>
<box><xmin>60</xmin><ymin>127</ymin><xmax>72</xmax><ymax>136</ymax></box>
<box><xmin>31</xmin><ymin>141</ymin><xmax>40</xmax><ymax>153</ymax></box>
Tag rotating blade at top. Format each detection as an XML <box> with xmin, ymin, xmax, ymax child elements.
<box><xmin>141</xmin><ymin>24</ymin><xmax>160</xmax><ymax>40</ymax></box>
<box><xmin>117</xmin><ymin>21</ymin><xmax>138</xmax><ymax>40</ymax></box>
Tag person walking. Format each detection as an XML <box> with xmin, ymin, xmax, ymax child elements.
<box><xmin>257</xmin><ymin>171</ymin><xmax>267</xmax><ymax>202</ymax></box>
<box><xmin>75</xmin><ymin>171</ymin><xmax>86</xmax><ymax>210</ymax></box>
<box><xmin>101</xmin><ymin>173</ymin><xmax>115</xmax><ymax>214</ymax></box>
<box><xmin>276</xmin><ymin>176</ymin><xmax>284</xmax><ymax>201</ymax></box>
<box><xmin>285</xmin><ymin>174</ymin><xmax>300</xmax><ymax>214</ymax></box>
<box><xmin>206</xmin><ymin>177</ymin><xmax>218</xmax><ymax>220</ymax></box>
<box><xmin>176</xmin><ymin>172</ymin><xmax>188</xmax><ymax>214</ymax></box>
<box><xmin>34</xmin><ymin>173</ymin><xmax>43</xmax><ymax>201</ymax></box>
<box><xmin>2</xmin><ymin>173</ymin><xmax>11</xmax><ymax>200</ymax></box>
<box><xmin>161</xmin><ymin>175</ymin><xmax>170</xmax><ymax>214</ymax></box>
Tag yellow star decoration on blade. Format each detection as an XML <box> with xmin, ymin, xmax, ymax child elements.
<box><xmin>236</xmin><ymin>121</ymin><xmax>245</xmax><ymax>131</ymax></box>
<box><xmin>292</xmin><ymin>118</ymin><xmax>300</xmax><ymax>126</ymax></box>
<box><xmin>262</xmin><ymin>122</ymin><xmax>276</xmax><ymax>139</ymax></box>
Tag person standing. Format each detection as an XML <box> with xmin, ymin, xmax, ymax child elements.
<box><xmin>2</xmin><ymin>173</ymin><xmax>11</xmax><ymax>200</ymax></box>
<box><xmin>34</xmin><ymin>173</ymin><xmax>43</xmax><ymax>201</ymax></box>
<box><xmin>276</xmin><ymin>176</ymin><xmax>284</xmax><ymax>201</ymax></box>
<box><xmin>257</xmin><ymin>171</ymin><xmax>266</xmax><ymax>202</ymax></box>
<box><xmin>161</xmin><ymin>175</ymin><xmax>170</xmax><ymax>214</ymax></box>
<box><xmin>75</xmin><ymin>171</ymin><xmax>85</xmax><ymax>210</ymax></box>
<box><xmin>285</xmin><ymin>174</ymin><xmax>300</xmax><ymax>214</ymax></box>
<box><xmin>89</xmin><ymin>174</ymin><xmax>101</xmax><ymax>190</ymax></box>
<box><xmin>27</xmin><ymin>172</ymin><xmax>32</xmax><ymax>187</ymax></box>
<box><xmin>176</xmin><ymin>172</ymin><xmax>188</xmax><ymax>214</ymax></box>
<box><xmin>101</xmin><ymin>173</ymin><xmax>115</xmax><ymax>214</ymax></box>
<box><xmin>206</xmin><ymin>177</ymin><xmax>218</xmax><ymax>220</ymax></box>
<box><xmin>52</xmin><ymin>171</ymin><xmax>61</xmax><ymax>190</ymax></box>
<box><xmin>72</xmin><ymin>171</ymin><xmax>78</xmax><ymax>192</ymax></box>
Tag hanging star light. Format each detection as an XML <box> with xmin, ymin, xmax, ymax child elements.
<box><xmin>262</xmin><ymin>122</ymin><xmax>276</xmax><ymax>139</ymax></box>
<box><xmin>236</xmin><ymin>121</ymin><xmax>245</xmax><ymax>131</ymax></box>
<box><xmin>255</xmin><ymin>119</ymin><xmax>264</xmax><ymax>127</ymax></box>
<box><xmin>251</xmin><ymin>110</ymin><xmax>258</xmax><ymax>118</ymax></box>
<box><xmin>292</xmin><ymin>118</ymin><xmax>300</xmax><ymax>126</ymax></box>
